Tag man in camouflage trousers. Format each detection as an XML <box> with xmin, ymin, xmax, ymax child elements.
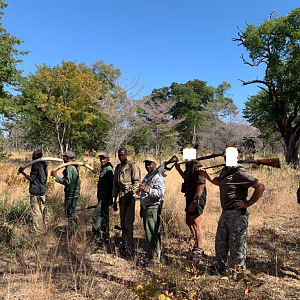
<box><xmin>51</xmin><ymin>150</ymin><xmax>81</xmax><ymax>236</ymax></box>
<box><xmin>18</xmin><ymin>150</ymin><xmax>47</xmax><ymax>233</ymax></box>
<box><xmin>198</xmin><ymin>148</ymin><xmax>265</xmax><ymax>272</ymax></box>
<box><xmin>112</xmin><ymin>148</ymin><xmax>141</xmax><ymax>256</ymax></box>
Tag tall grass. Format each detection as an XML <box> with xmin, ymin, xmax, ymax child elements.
<box><xmin>0</xmin><ymin>152</ymin><xmax>299</xmax><ymax>299</ymax></box>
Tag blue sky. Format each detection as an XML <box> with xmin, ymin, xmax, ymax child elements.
<box><xmin>3</xmin><ymin>0</ymin><xmax>300</xmax><ymax>111</ymax></box>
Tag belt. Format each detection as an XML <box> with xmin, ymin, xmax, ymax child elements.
<box><xmin>143</xmin><ymin>204</ymin><xmax>161</xmax><ymax>209</ymax></box>
<box><xmin>224</xmin><ymin>207</ymin><xmax>235</xmax><ymax>210</ymax></box>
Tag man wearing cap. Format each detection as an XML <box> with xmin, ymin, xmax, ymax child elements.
<box><xmin>92</xmin><ymin>153</ymin><xmax>114</xmax><ymax>245</ymax></box>
<box><xmin>139</xmin><ymin>157</ymin><xmax>165</xmax><ymax>265</ymax></box>
<box><xmin>112</xmin><ymin>148</ymin><xmax>141</xmax><ymax>256</ymax></box>
<box><xmin>197</xmin><ymin>147</ymin><xmax>265</xmax><ymax>272</ymax></box>
<box><xmin>18</xmin><ymin>150</ymin><xmax>47</xmax><ymax>233</ymax></box>
<box><xmin>51</xmin><ymin>150</ymin><xmax>81</xmax><ymax>235</ymax></box>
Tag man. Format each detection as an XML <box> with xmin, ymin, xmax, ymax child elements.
<box><xmin>112</xmin><ymin>148</ymin><xmax>141</xmax><ymax>255</ymax></box>
<box><xmin>92</xmin><ymin>153</ymin><xmax>114</xmax><ymax>245</ymax></box>
<box><xmin>139</xmin><ymin>157</ymin><xmax>165</xmax><ymax>265</ymax></box>
<box><xmin>51</xmin><ymin>150</ymin><xmax>81</xmax><ymax>236</ymax></box>
<box><xmin>198</xmin><ymin>148</ymin><xmax>265</xmax><ymax>272</ymax></box>
<box><xmin>18</xmin><ymin>150</ymin><xmax>47</xmax><ymax>233</ymax></box>
<box><xmin>175</xmin><ymin>157</ymin><xmax>207</xmax><ymax>262</ymax></box>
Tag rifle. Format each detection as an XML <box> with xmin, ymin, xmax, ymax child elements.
<box><xmin>204</xmin><ymin>157</ymin><xmax>281</xmax><ymax>169</ymax></box>
<box><xmin>75</xmin><ymin>205</ymin><xmax>97</xmax><ymax>211</ymax></box>
<box><xmin>144</xmin><ymin>155</ymin><xmax>179</xmax><ymax>183</ymax></box>
<box><xmin>179</xmin><ymin>153</ymin><xmax>223</xmax><ymax>165</ymax></box>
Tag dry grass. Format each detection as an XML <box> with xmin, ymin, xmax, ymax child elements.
<box><xmin>0</xmin><ymin>152</ymin><xmax>300</xmax><ymax>299</ymax></box>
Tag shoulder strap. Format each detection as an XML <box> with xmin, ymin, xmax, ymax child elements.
<box><xmin>220</xmin><ymin>166</ymin><xmax>242</xmax><ymax>182</ymax></box>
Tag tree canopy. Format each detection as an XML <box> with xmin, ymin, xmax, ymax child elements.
<box><xmin>234</xmin><ymin>7</ymin><xmax>300</xmax><ymax>167</ymax></box>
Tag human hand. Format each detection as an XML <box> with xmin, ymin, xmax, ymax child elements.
<box><xmin>139</xmin><ymin>184</ymin><xmax>147</xmax><ymax>192</ymax></box>
<box><xmin>18</xmin><ymin>167</ymin><xmax>24</xmax><ymax>174</ymax></box>
<box><xmin>233</xmin><ymin>200</ymin><xmax>250</xmax><ymax>210</ymax></box>
<box><xmin>188</xmin><ymin>201</ymin><xmax>197</xmax><ymax>212</ymax></box>
<box><xmin>50</xmin><ymin>170</ymin><xmax>57</xmax><ymax>177</ymax></box>
<box><xmin>197</xmin><ymin>167</ymin><xmax>207</xmax><ymax>177</ymax></box>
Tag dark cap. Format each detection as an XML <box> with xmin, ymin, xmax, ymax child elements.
<box><xmin>62</xmin><ymin>150</ymin><xmax>75</xmax><ymax>159</ymax></box>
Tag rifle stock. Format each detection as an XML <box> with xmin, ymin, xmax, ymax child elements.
<box><xmin>239</xmin><ymin>158</ymin><xmax>281</xmax><ymax>168</ymax></box>
<box><xmin>205</xmin><ymin>157</ymin><xmax>281</xmax><ymax>169</ymax></box>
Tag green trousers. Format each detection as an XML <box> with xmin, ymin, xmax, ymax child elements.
<box><xmin>92</xmin><ymin>198</ymin><xmax>109</xmax><ymax>240</ymax></box>
<box><xmin>143</xmin><ymin>205</ymin><xmax>162</xmax><ymax>263</ymax></box>
<box><xmin>65</xmin><ymin>195</ymin><xmax>79</xmax><ymax>235</ymax></box>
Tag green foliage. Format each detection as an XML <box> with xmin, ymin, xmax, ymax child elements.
<box><xmin>152</xmin><ymin>80</ymin><xmax>236</xmax><ymax>146</ymax></box>
<box><xmin>0</xmin><ymin>198</ymin><xmax>31</xmax><ymax>250</ymax></box>
<box><xmin>236</xmin><ymin>7</ymin><xmax>300</xmax><ymax>167</ymax></box>
<box><xmin>18</xmin><ymin>60</ymin><xmax>110</xmax><ymax>153</ymax></box>
<box><xmin>0</xmin><ymin>0</ymin><xmax>28</xmax><ymax>115</ymax></box>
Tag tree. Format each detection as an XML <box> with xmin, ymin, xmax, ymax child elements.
<box><xmin>19</xmin><ymin>61</ymin><xmax>107</xmax><ymax>153</ymax></box>
<box><xmin>139</xmin><ymin>95</ymin><xmax>185</xmax><ymax>159</ymax></box>
<box><xmin>0</xmin><ymin>0</ymin><xmax>27</xmax><ymax>116</ymax></box>
<box><xmin>152</xmin><ymin>80</ymin><xmax>215</xmax><ymax>145</ymax></box>
<box><xmin>233</xmin><ymin>8</ymin><xmax>300</xmax><ymax>168</ymax></box>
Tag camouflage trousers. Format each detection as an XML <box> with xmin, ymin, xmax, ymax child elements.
<box><xmin>215</xmin><ymin>209</ymin><xmax>249</xmax><ymax>268</ymax></box>
<box><xmin>30</xmin><ymin>194</ymin><xmax>46</xmax><ymax>233</ymax></box>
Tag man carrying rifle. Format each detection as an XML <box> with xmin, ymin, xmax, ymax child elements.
<box><xmin>139</xmin><ymin>157</ymin><xmax>165</xmax><ymax>266</ymax></box>
<box><xmin>197</xmin><ymin>147</ymin><xmax>265</xmax><ymax>273</ymax></box>
<box><xmin>175</xmin><ymin>147</ymin><xmax>207</xmax><ymax>263</ymax></box>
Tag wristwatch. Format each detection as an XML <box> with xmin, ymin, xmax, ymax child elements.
<box><xmin>247</xmin><ymin>199</ymin><xmax>254</xmax><ymax>206</ymax></box>
<box><xmin>193</xmin><ymin>198</ymin><xmax>198</xmax><ymax>203</ymax></box>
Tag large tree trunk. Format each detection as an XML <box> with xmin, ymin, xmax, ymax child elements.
<box><xmin>284</xmin><ymin>133</ymin><xmax>299</xmax><ymax>169</ymax></box>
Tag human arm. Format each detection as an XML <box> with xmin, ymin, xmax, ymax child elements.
<box><xmin>197</xmin><ymin>167</ymin><xmax>220</xmax><ymax>186</ymax></box>
<box><xmin>175</xmin><ymin>162</ymin><xmax>184</xmax><ymax>179</ymax></box>
<box><xmin>129</xmin><ymin>163</ymin><xmax>141</xmax><ymax>196</ymax></box>
<box><xmin>188</xmin><ymin>183</ymin><xmax>206</xmax><ymax>212</ymax></box>
<box><xmin>139</xmin><ymin>175</ymin><xmax>165</xmax><ymax>199</ymax></box>
<box><xmin>54</xmin><ymin>166</ymin><xmax>72</xmax><ymax>186</ymax></box>
<box><xmin>18</xmin><ymin>167</ymin><xmax>33</xmax><ymax>182</ymax></box>
<box><xmin>233</xmin><ymin>181</ymin><xmax>265</xmax><ymax>210</ymax></box>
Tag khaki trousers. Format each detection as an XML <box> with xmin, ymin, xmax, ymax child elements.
<box><xmin>30</xmin><ymin>194</ymin><xmax>46</xmax><ymax>233</ymax></box>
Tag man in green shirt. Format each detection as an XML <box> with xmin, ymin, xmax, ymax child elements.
<box><xmin>51</xmin><ymin>150</ymin><xmax>81</xmax><ymax>236</ymax></box>
<box><xmin>92</xmin><ymin>153</ymin><xmax>114</xmax><ymax>245</ymax></box>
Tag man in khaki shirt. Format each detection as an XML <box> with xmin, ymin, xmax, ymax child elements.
<box><xmin>112</xmin><ymin>148</ymin><xmax>141</xmax><ymax>256</ymax></box>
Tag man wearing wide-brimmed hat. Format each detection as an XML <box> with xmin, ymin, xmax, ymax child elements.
<box><xmin>92</xmin><ymin>152</ymin><xmax>114</xmax><ymax>246</ymax></box>
<box><xmin>139</xmin><ymin>157</ymin><xmax>165</xmax><ymax>265</ymax></box>
<box><xmin>51</xmin><ymin>150</ymin><xmax>81</xmax><ymax>236</ymax></box>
